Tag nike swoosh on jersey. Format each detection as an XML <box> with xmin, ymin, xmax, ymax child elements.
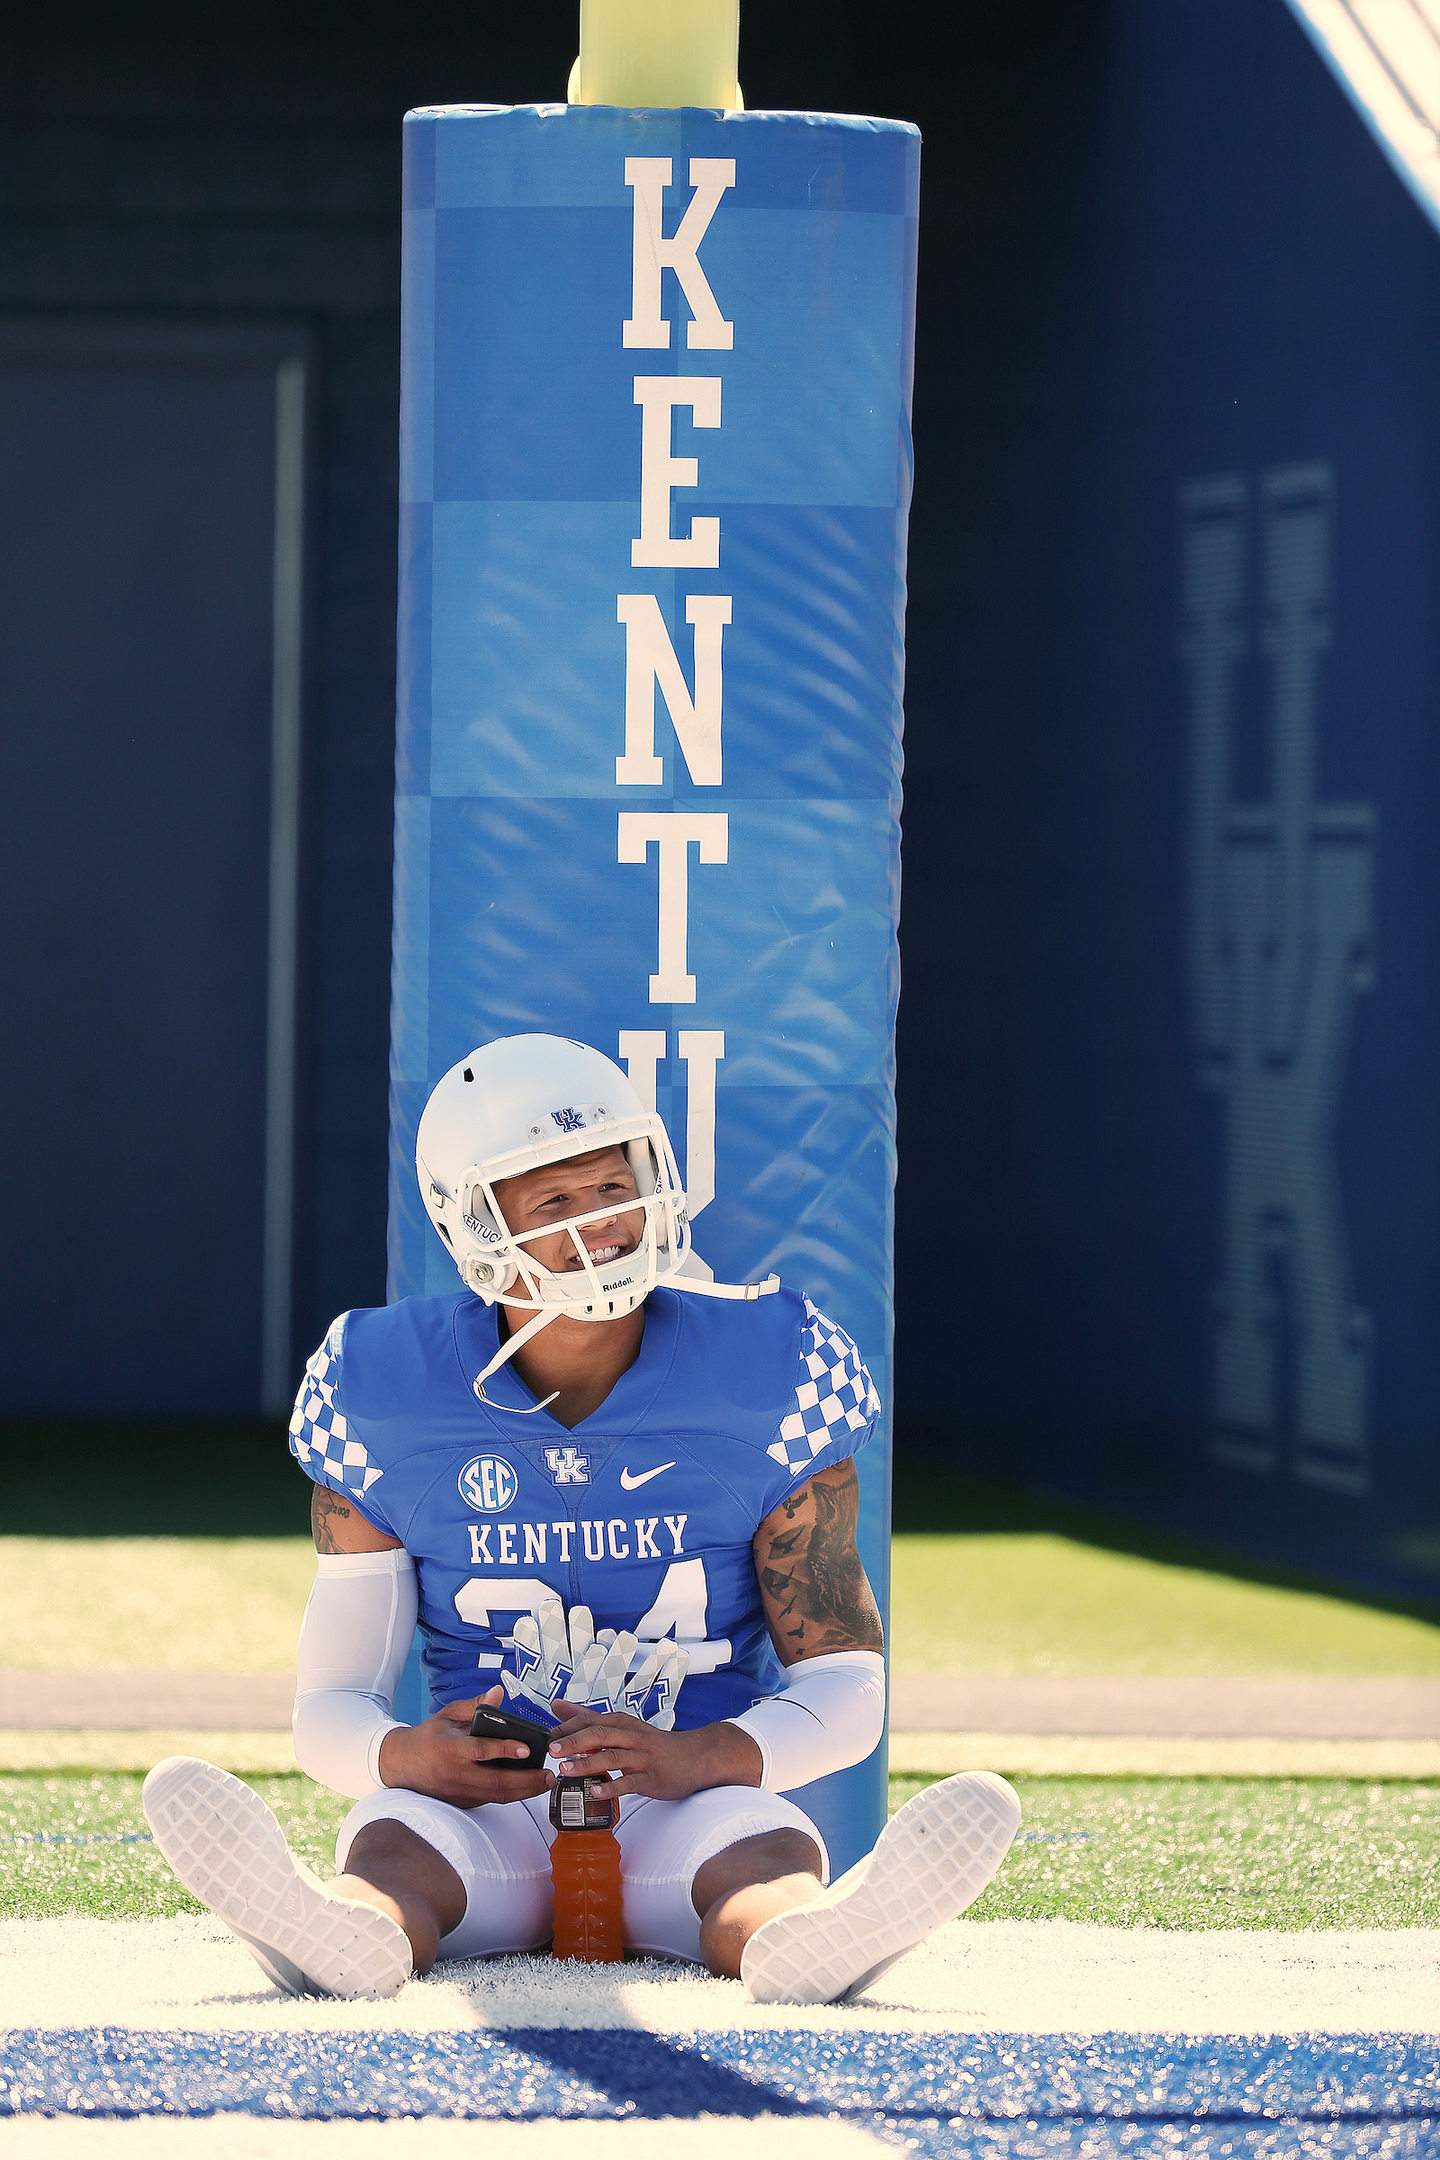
<box><xmin>619</xmin><ymin>1461</ymin><xmax>676</xmax><ymax>1490</ymax></box>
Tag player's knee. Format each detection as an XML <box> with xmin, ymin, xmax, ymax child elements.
<box><xmin>691</xmin><ymin>1825</ymin><xmax>823</xmax><ymax>1919</ymax></box>
<box><xmin>742</xmin><ymin>1826</ymin><xmax>825</xmax><ymax>1884</ymax></box>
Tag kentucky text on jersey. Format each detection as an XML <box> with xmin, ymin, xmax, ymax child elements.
<box><xmin>463</xmin><ymin>1519</ymin><xmax>690</xmax><ymax>1565</ymax></box>
<box><xmin>289</xmin><ymin>1284</ymin><xmax>879</xmax><ymax>1730</ymax></box>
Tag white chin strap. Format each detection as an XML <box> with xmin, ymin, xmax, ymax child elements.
<box><xmin>472</xmin><ymin>1306</ymin><xmax>565</xmax><ymax>1415</ymax></box>
<box><xmin>471</xmin><ymin>1263</ymin><xmax>781</xmax><ymax>1415</ymax></box>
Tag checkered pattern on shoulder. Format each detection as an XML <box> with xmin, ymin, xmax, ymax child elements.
<box><xmin>765</xmin><ymin>1296</ymin><xmax>881</xmax><ymax>1478</ymax></box>
<box><xmin>288</xmin><ymin>1317</ymin><xmax>384</xmax><ymax>1501</ymax></box>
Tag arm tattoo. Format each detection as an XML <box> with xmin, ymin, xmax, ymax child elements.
<box><xmin>766</xmin><ymin>1525</ymin><xmax>805</xmax><ymax>1559</ymax></box>
<box><xmin>753</xmin><ymin>1460</ymin><xmax>884</xmax><ymax>1657</ymax></box>
<box><xmin>311</xmin><ymin>1485</ymin><xmax>353</xmax><ymax>1554</ymax></box>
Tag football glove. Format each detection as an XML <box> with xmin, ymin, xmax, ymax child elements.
<box><xmin>498</xmin><ymin>1598</ymin><xmax>688</xmax><ymax>1730</ymax></box>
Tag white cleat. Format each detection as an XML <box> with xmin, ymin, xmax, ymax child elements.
<box><xmin>142</xmin><ymin>1755</ymin><xmax>413</xmax><ymax>2001</ymax></box>
<box><xmin>740</xmin><ymin>1769</ymin><xmax>1021</xmax><ymax>2006</ymax></box>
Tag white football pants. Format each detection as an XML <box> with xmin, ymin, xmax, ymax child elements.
<box><xmin>335</xmin><ymin>1784</ymin><xmax>829</xmax><ymax>1964</ymax></box>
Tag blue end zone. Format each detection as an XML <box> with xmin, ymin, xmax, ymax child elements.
<box><xmin>4</xmin><ymin>2029</ymin><xmax>1437</xmax><ymax>2150</ymax></box>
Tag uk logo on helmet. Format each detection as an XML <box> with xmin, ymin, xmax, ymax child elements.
<box><xmin>551</xmin><ymin>1107</ymin><xmax>585</xmax><ymax>1134</ymax></box>
<box><xmin>458</xmin><ymin>1455</ymin><xmax>519</xmax><ymax>1512</ymax></box>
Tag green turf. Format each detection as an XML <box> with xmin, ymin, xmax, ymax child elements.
<box><xmin>6</xmin><ymin>1523</ymin><xmax>1435</xmax><ymax>1679</ymax></box>
<box><xmin>889</xmin><ymin>1462</ymin><xmax>1440</xmax><ymax>1676</ymax></box>
<box><xmin>0</xmin><ymin>1538</ymin><xmax>315</xmax><ymax>1672</ymax></box>
<box><xmin>3</xmin><ymin>1428</ymin><xmax>1435</xmax><ymax>1679</ymax></box>
<box><xmin>4</xmin><ymin>1772</ymin><xmax>1438</xmax><ymax>1930</ymax></box>
<box><xmin>889</xmin><ymin>1774</ymin><xmax>1440</xmax><ymax>1928</ymax></box>
<box><xmin>0</xmin><ymin>1773</ymin><xmax>350</xmax><ymax>1922</ymax></box>
<box><xmin>888</xmin><ymin>1533</ymin><xmax>1440</xmax><ymax>1676</ymax></box>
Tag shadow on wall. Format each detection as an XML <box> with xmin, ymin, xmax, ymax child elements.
<box><xmin>8</xmin><ymin>1412</ymin><xmax>1437</xmax><ymax>1634</ymax></box>
<box><xmin>896</xmin><ymin>0</ymin><xmax>1440</xmax><ymax>1607</ymax></box>
<box><xmin>891</xmin><ymin>1452</ymin><xmax>1440</xmax><ymax>1629</ymax></box>
<box><xmin>0</xmin><ymin>1422</ymin><xmax>308</xmax><ymax>1539</ymax></box>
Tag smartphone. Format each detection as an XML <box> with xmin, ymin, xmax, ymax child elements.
<box><xmin>469</xmin><ymin>1702</ymin><xmax>551</xmax><ymax>1771</ymax></box>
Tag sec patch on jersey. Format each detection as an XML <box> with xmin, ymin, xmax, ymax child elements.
<box><xmin>458</xmin><ymin>1455</ymin><xmax>520</xmax><ymax>1511</ymax></box>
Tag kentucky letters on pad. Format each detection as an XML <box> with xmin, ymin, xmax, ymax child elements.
<box><xmin>388</xmin><ymin>102</ymin><xmax>920</xmax><ymax>1871</ymax></box>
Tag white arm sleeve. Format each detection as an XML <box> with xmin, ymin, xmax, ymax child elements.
<box><xmin>291</xmin><ymin>1549</ymin><xmax>418</xmax><ymax>1798</ymax></box>
<box><xmin>724</xmin><ymin>1649</ymin><xmax>886</xmax><ymax>1793</ymax></box>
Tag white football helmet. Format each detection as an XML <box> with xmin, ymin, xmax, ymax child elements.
<box><xmin>416</xmin><ymin>1034</ymin><xmax>777</xmax><ymax>1407</ymax></box>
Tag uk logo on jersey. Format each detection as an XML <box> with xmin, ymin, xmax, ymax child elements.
<box><xmin>544</xmin><ymin>1445</ymin><xmax>590</xmax><ymax>1484</ymax></box>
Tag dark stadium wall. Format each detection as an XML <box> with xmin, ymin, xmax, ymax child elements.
<box><xmin>896</xmin><ymin>0</ymin><xmax>1440</xmax><ymax>1602</ymax></box>
<box><xmin>0</xmin><ymin>6</ymin><xmax>618</xmax><ymax>1402</ymax></box>
<box><xmin>0</xmin><ymin>321</ymin><xmax>311</xmax><ymax>1416</ymax></box>
<box><xmin>11</xmin><ymin>0</ymin><xmax>1432</xmax><ymax>1602</ymax></box>
<box><xmin>0</xmin><ymin>0</ymin><xmax>1098</xmax><ymax>1414</ymax></box>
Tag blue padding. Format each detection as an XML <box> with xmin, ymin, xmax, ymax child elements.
<box><xmin>389</xmin><ymin>1630</ymin><xmax>433</xmax><ymax>1729</ymax></box>
<box><xmin>5</xmin><ymin>2027</ymin><xmax>1436</xmax><ymax>2142</ymax></box>
<box><xmin>389</xmin><ymin>105</ymin><xmax>919</xmax><ymax>1872</ymax></box>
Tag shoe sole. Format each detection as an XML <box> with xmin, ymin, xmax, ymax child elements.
<box><xmin>141</xmin><ymin>1755</ymin><xmax>412</xmax><ymax>2000</ymax></box>
<box><xmin>740</xmin><ymin>1769</ymin><xmax>1021</xmax><ymax>2006</ymax></box>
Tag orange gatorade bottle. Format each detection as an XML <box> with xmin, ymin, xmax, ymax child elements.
<box><xmin>549</xmin><ymin>1775</ymin><xmax>624</xmax><ymax>1964</ymax></box>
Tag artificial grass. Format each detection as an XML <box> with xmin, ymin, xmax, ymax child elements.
<box><xmin>0</xmin><ymin>1537</ymin><xmax>314</xmax><ymax>1673</ymax></box>
<box><xmin>2</xmin><ymin>1437</ymin><xmax>1435</xmax><ymax>1680</ymax></box>
<box><xmin>895</xmin><ymin>1775</ymin><xmax>1440</xmax><ymax>1929</ymax></box>
<box><xmin>4</xmin><ymin>1771</ymin><xmax>1437</xmax><ymax>1931</ymax></box>
<box><xmin>4</xmin><ymin>1526</ymin><xmax>1436</xmax><ymax>1679</ymax></box>
<box><xmin>889</xmin><ymin>1460</ymin><xmax>1440</xmax><ymax>1675</ymax></box>
<box><xmin>0</xmin><ymin>1771</ymin><xmax>347</xmax><ymax>1922</ymax></box>
<box><xmin>888</xmin><ymin>1533</ymin><xmax>1440</xmax><ymax>1676</ymax></box>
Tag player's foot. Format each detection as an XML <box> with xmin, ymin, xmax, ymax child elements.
<box><xmin>142</xmin><ymin>1755</ymin><xmax>413</xmax><ymax>2000</ymax></box>
<box><xmin>740</xmin><ymin>1770</ymin><xmax>1021</xmax><ymax>2006</ymax></box>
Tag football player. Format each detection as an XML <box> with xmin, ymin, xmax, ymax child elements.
<box><xmin>144</xmin><ymin>1035</ymin><xmax>1019</xmax><ymax>2003</ymax></box>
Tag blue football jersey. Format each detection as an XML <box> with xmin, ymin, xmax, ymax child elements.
<box><xmin>288</xmin><ymin>1284</ymin><xmax>880</xmax><ymax>1729</ymax></box>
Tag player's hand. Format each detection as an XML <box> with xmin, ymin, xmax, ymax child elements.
<box><xmin>546</xmin><ymin>1702</ymin><xmax>763</xmax><ymax>1800</ymax></box>
<box><xmin>377</xmin><ymin>1686</ymin><xmax>549</xmax><ymax>1805</ymax></box>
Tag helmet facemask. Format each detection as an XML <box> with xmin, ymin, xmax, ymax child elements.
<box><xmin>428</xmin><ymin>1110</ymin><xmax>691</xmax><ymax>1323</ymax></box>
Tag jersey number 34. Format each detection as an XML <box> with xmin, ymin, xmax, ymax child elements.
<box><xmin>454</xmin><ymin>1559</ymin><xmax>732</xmax><ymax>1673</ymax></box>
